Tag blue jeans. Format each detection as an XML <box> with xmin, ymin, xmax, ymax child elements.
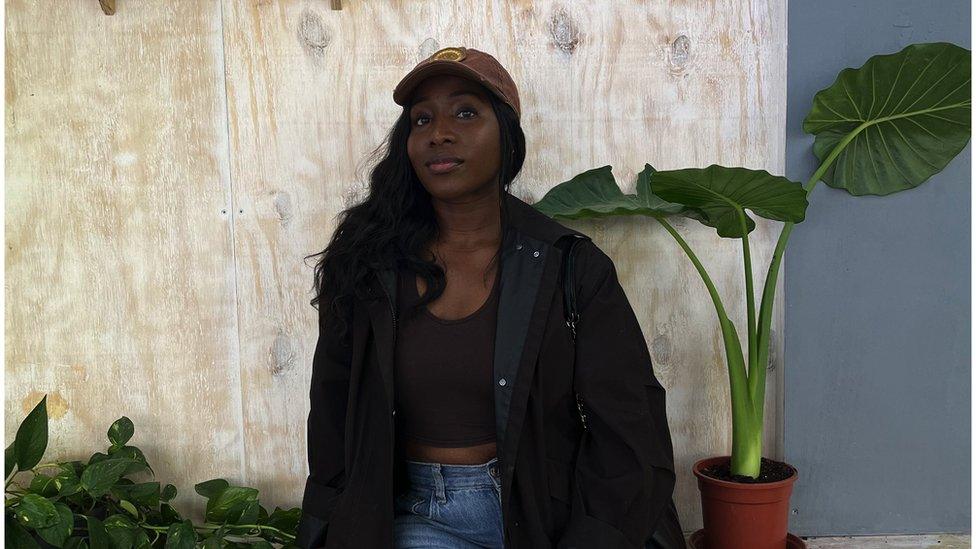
<box><xmin>393</xmin><ymin>456</ymin><xmax>505</xmax><ymax>549</ymax></box>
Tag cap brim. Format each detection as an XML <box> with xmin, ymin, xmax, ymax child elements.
<box><xmin>393</xmin><ymin>61</ymin><xmax>501</xmax><ymax>107</ymax></box>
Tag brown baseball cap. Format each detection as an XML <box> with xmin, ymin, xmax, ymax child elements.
<box><xmin>393</xmin><ymin>46</ymin><xmax>521</xmax><ymax>120</ymax></box>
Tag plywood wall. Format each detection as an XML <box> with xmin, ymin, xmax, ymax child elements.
<box><xmin>5</xmin><ymin>0</ymin><xmax>787</xmax><ymax>531</ymax></box>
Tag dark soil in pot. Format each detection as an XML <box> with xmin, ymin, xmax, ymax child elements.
<box><xmin>699</xmin><ymin>456</ymin><xmax>795</xmax><ymax>483</ymax></box>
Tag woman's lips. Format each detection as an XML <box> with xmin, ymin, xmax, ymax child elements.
<box><xmin>428</xmin><ymin>161</ymin><xmax>463</xmax><ymax>174</ymax></box>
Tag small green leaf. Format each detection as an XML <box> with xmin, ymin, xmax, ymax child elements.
<box><xmin>14</xmin><ymin>395</ymin><xmax>49</xmax><ymax>471</ymax></box>
<box><xmin>160</xmin><ymin>484</ymin><xmax>177</xmax><ymax>502</ymax></box>
<box><xmin>107</xmin><ymin>417</ymin><xmax>134</xmax><ymax>448</ymax></box>
<box><xmin>194</xmin><ymin>478</ymin><xmax>229</xmax><ymax>499</ymax></box>
<box><xmin>35</xmin><ymin>502</ymin><xmax>74</xmax><ymax>548</ymax></box>
<box><xmin>15</xmin><ymin>493</ymin><xmax>61</xmax><ymax>529</ymax></box>
<box><xmin>29</xmin><ymin>473</ymin><xmax>59</xmax><ymax>497</ymax></box>
<box><xmin>163</xmin><ymin>519</ymin><xmax>196</xmax><ymax>549</ymax></box>
<box><xmin>119</xmin><ymin>500</ymin><xmax>139</xmax><ymax>519</ymax></box>
<box><xmin>54</xmin><ymin>464</ymin><xmax>82</xmax><ymax>496</ymax></box>
<box><xmin>103</xmin><ymin>514</ymin><xmax>138</xmax><ymax>549</ymax></box>
<box><xmin>265</xmin><ymin>507</ymin><xmax>301</xmax><ymax>533</ymax></box>
<box><xmin>105</xmin><ymin>446</ymin><xmax>153</xmax><ymax>477</ymax></box>
<box><xmin>227</xmin><ymin>499</ymin><xmax>260</xmax><ymax>525</ymax></box>
<box><xmin>80</xmin><ymin>458</ymin><xmax>136</xmax><ymax>498</ymax></box>
<box><xmin>159</xmin><ymin>503</ymin><xmax>182</xmax><ymax>524</ymax></box>
<box><xmin>205</xmin><ymin>486</ymin><xmax>259</xmax><ymax>524</ymax></box>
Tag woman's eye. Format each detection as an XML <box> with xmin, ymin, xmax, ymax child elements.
<box><xmin>414</xmin><ymin>108</ymin><xmax>477</xmax><ymax>126</ymax></box>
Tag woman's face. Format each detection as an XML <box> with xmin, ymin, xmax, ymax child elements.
<box><xmin>406</xmin><ymin>75</ymin><xmax>502</xmax><ymax>202</ymax></box>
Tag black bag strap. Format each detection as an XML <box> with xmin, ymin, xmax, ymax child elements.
<box><xmin>555</xmin><ymin>234</ymin><xmax>590</xmax><ymax>431</ymax></box>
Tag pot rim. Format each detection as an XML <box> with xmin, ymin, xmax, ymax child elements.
<box><xmin>693</xmin><ymin>455</ymin><xmax>798</xmax><ymax>490</ymax></box>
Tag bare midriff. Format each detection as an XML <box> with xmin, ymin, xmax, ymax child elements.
<box><xmin>404</xmin><ymin>438</ymin><xmax>497</xmax><ymax>465</ymax></box>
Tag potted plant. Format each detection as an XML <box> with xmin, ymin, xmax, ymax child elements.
<box><xmin>5</xmin><ymin>394</ymin><xmax>302</xmax><ymax>548</ymax></box>
<box><xmin>533</xmin><ymin>41</ymin><xmax>971</xmax><ymax>549</ymax></box>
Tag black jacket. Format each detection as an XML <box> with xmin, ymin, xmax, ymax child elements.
<box><xmin>296</xmin><ymin>193</ymin><xmax>684</xmax><ymax>548</ymax></box>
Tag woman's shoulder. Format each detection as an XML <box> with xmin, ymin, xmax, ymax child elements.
<box><xmin>565</xmin><ymin>236</ymin><xmax>614</xmax><ymax>278</ymax></box>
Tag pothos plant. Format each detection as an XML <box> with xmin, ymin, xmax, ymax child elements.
<box><xmin>533</xmin><ymin>41</ymin><xmax>971</xmax><ymax>478</ymax></box>
<box><xmin>5</xmin><ymin>395</ymin><xmax>301</xmax><ymax>548</ymax></box>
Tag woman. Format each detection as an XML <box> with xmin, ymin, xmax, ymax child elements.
<box><xmin>297</xmin><ymin>46</ymin><xmax>684</xmax><ymax>549</ymax></box>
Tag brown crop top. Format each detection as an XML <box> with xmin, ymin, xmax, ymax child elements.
<box><xmin>393</xmin><ymin>264</ymin><xmax>500</xmax><ymax>447</ymax></box>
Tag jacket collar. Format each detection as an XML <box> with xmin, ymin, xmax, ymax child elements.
<box><xmin>363</xmin><ymin>192</ymin><xmax>587</xmax><ymax>509</ymax></box>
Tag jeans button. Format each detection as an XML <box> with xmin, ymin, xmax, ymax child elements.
<box><xmin>488</xmin><ymin>464</ymin><xmax>498</xmax><ymax>477</ymax></box>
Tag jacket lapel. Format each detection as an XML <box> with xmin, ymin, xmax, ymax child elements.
<box><xmin>492</xmin><ymin>227</ymin><xmax>563</xmax><ymax>519</ymax></box>
<box><xmin>492</xmin><ymin>228</ymin><xmax>552</xmax><ymax>458</ymax></box>
<box><xmin>365</xmin><ymin>269</ymin><xmax>397</xmax><ymax>419</ymax></box>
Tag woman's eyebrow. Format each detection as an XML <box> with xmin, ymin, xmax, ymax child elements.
<box><xmin>412</xmin><ymin>90</ymin><xmax>483</xmax><ymax>106</ymax></box>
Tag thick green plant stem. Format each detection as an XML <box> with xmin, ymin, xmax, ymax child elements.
<box><xmin>656</xmin><ymin>218</ymin><xmax>757</xmax><ymax>475</ymax></box>
<box><xmin>736</xmin><ymin>207</ymin><xmax>758</xmax><ymax>382</ymax></box>
<box><xmin>734</xmin><ymin>207</ymin><xmax>762</xmax><ymax>478</ymax></box>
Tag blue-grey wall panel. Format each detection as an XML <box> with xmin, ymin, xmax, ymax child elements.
<box><xmin>784</xmin><ymin>0</ymin><xmax>971</xmax><ymax>536</ymax></box>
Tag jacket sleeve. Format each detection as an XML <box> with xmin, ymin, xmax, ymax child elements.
<box><xmin>295</xmin><ymin>306</ymin><xmax>353</xmax><ymax>549</ymax></box>
<box><xmin>556</xmin><ymin>243</ymin><xmax>678</xmax><ymax>549</ymax></box>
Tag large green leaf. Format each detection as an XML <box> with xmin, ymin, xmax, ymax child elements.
<box><xmin>649</xmin><ymin>165</ymin><xmax>808</xmax><ymax>238</ymax></box>
<box><xmin>204</xmin><ymin>486</ymin><xmax>260</xmax><ymax>524</ymax></box>
<box><xmin>35</xmin><ymin>502</ymin><xmax>74</xmax><ymax>548</ymax></box>
<box><xmin>80</xmin><ymin>458</ymin><xmax>137</xmax><ymax>498</ymax></box>
<box><xmin>14</xmin><ymin>395</ymin><xmax>48</xmax><ymax>471</ymax></box>
<box><xmin>14</xmin><ymin>493</ymin><xmax>61</xmax><ymax>529</ymax></box>
<box><xmin>532</xmin><ymin>165</ymin><xmax>684</xmax><ymax>219</ymax></box>
<box><xmin>803</xmin><ymin>42</ymin><xmax>971</xmax><ymax>196</ymax></box>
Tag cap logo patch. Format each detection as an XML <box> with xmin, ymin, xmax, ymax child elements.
<box><xmin>431</xmin><ymin>47</ymin><xmax>466</xmax><ymax>62</ymax></box>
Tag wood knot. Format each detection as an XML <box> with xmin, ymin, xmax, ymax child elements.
<box><xmin>270</xmin><ymin>332</ymin><xmax>297</xmax><ymax>376</ymax></box>
<box><xmin>549</xmin><ymin>6</ymin><xmax>581</xmax><ymax>53</ymax></box>
<box><xmin>272</xmin><ymin>190</ymin><xmax>293</xmax><ymax>226</ymax></box>
<box><xmin>669</xmin><ymin>34</ymin><xmax>693</xmax><ymax>75</ymax></box>
<box><xmin>298</xmin><ymin>9</ymin><xmax>331</xmax><ymax>59</ymax></box>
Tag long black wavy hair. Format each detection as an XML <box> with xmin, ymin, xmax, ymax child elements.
<box><xmin>305</xmin><ymin>89</ymin><xmax>526</xmax><ymax>341</ymax></box>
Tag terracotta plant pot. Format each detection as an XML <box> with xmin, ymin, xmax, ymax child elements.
<box><xmin>690</xmin><ymin>456</ymin><xmax>805</xmax><ymax>549</ymax></box>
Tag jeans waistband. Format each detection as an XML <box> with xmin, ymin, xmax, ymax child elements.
<box><xmin>404</xmin><ymin>456</ymin><xmax>501</xmax><ymax>489</ymax></box>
